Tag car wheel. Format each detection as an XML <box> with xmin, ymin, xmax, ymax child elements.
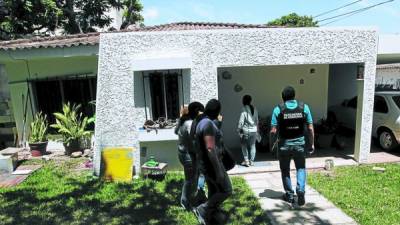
<box><xmin>378</xmin><ymin>129</ymin><xmax>397</xmax><ymax>151</ymax></box>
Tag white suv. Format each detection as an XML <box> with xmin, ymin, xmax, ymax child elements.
<box><xmin>329</xmin><ymin>92</ymin><xmax>400</xmax><ymax>150</ymax></box>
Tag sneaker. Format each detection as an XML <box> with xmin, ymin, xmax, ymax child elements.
<box><xmin>282</xmin><ymin>193</ymin><xmax>294</xmax><ymax>204</ymax></box>
<box><xmin>241</xmin><ymin>160</ymin><xmax>250</xmax><ymax>167</ymax></box>
<box><xmin>194</xmin><ymin>205</ymin><xmax>208</xmax><ymax>225</ymax></box>
<box><xmin>297</xmin><ymin>192</ymin><xmax>305</xmax><ymax>206</ymax></box>
<box><xmin>249</xmin><ymin>161</ymin><xmax>254</xmax><ymax>166</ymax></box>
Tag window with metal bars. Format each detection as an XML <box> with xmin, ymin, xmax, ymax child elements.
<box><xmin>32</xmin><ymin>76</ymin><xmax>96</xmax><ymax>130</ymax></box>
<box><xmin>148</xmin><ymin>71</ymin><xmax>180</xmax><ymax>120</ymax></box>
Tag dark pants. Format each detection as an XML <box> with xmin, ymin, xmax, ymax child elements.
<box><xmin>200</xmin><ymin>171</ymin><xmax>232</xmax><ymax>212</ymax></box>
<box><xmin>178</xmin><ymin>151</ymin><xmax>205</xmax><ymax>207</ymax></box>
<box><xmin>278</xmin><ymin>145</ymin><xmax>306</xmax><ymax>198</ymax></box>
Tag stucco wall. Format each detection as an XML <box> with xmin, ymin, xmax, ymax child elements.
<box><xmin>218</xmin><ymin>64</ymin><xmax>329</xmax><ymax>150</ymax></box>
<box><xmin>96</xmin><ymin>28</ymin><xmax>378</xmax><ymax>175</ymax></box>
<box><xmin>328</xmin><ymin>64</ymin><xmax>358</xmax><ymax>107</ymax></box>
<box><xmin>140</xmin><ymin>140</ymin><xmax>182</xmax><ymax>170</ymax></box>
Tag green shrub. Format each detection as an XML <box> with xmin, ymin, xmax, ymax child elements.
<box><xmin>50</xmin><ymin>103</ymin><xmax>94</xmax><ymax>145</ymax></box>
<box><xmin>29</xmin><ymin>112</ymin><xmax>48</xmax><ymax>143</ymax></box>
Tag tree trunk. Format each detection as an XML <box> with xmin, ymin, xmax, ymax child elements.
<box><xmin>62</xmin><ymin>0</ymin><xmax>81</xmax><ymax>34</ymax></box>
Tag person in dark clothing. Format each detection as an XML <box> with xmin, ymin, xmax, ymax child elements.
<box><xmin>175</xmin><ymin>105</ymin><xmax>206</xmax><ymax>210</ymax></box>
<box><xmin>182</xmin><ymin>102</ymin><xmax>206</xmax><ymax>207</ymax></box>
<box><xmin>193</xmin><ymin>99</ymin><xmax>232</xmax><ymax>225</ymax></box>
<box><xmin>270</xmin><ymin>86</ymin><xmax>315</xmax><ymax>206</ymax></box>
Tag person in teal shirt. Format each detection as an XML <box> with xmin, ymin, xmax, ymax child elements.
<box><xmin>270</xmin><ymin>86</ymin><xmax>315</xmax><ymax>206</ymax></box>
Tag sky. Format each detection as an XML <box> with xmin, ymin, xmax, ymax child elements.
<box><xmin>140</xmin><ymin>0</ymin><xmax>400</xmax><ymax>34</ymax></box>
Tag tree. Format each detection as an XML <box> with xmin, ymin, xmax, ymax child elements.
<box><xmin>267</xmin><ymin>13</ymin><xmax>318</xmax><ymax>27</ymax></box>
<box><xmin>0</xmin><ymin>0</ymin><xmax>143</xmax><ymax>40</ymax></box>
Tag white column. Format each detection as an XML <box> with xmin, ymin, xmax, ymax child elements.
<box><xmin>354</xmin><ymin>79</ymin><xmax>364</xmax><ymax>162</ymax></box>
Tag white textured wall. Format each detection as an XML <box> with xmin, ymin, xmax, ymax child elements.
<box><xmin>218</xmin><ymin>64</ymin><xmax>329</xmax><ymax>150</ymax></box>
<box><xmin>328</xmin><ymin>64</ymin><xmax>358</xmax><ymax>106</ymax></box>
<box><xmin>95</xmin><ymin>28</ymin><xmax>378</xmax><ymax>175</ymax></box>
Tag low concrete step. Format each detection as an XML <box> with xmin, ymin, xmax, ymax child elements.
<box><xmin>0</xmin><ymin>147</ymin><xmax>24</xmax><ymax>155</ymax></box>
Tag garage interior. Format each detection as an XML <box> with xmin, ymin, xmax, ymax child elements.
<box><xmin>217</xmin><ymin>63</ymin><xmax>396</xmax><ymax>167</ymax></box>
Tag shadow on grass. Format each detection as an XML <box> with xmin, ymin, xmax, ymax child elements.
<box><xmin>0</xmin><ymin>176</ymin><xmax>184</xmax><ymax>225</ymax></box>
<box><xmin>0</xmin><ymin>166</ymin><xmax>269</xmax><ymax>225</ymax></box>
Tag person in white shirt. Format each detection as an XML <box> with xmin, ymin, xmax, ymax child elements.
<box><xmin>238</xmin><ymin>95</ymin><xmax>259</xmax><ymax>167</ymax></box>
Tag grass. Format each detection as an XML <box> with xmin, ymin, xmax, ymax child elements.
<box><xmin>0</xmin><ymin>159</ymin><xmax>268</xmax><ymax>225</ymax></box>
<box><xmin>308</xmin><ymin>163</ymin><xmax>400</xmax><ymax>225</ymax></box>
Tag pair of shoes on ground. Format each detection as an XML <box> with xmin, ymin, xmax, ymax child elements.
<box><xmin>241</xmin><ymin>160</ymin><xmax>254</xmax><ymax>167</ymax></box>
<box><xmin>282</xmin><ymin>192</ymin><xmax>306</xmax><ymax>206</ymax></box>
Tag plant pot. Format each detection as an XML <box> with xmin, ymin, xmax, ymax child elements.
<box><xmin>317</xmin><ymin>133</ymin><xmax>334</xmax><ymax>149</ymax></box>
<box><xmin>29</xmin><ymin>141</ymin><xmax>48</xmax><ymax>157</ymax></box>
<box><xmin>63</xmin><ymin>139</ymin><xmax>82</xmax><ymax>156</ymax></box>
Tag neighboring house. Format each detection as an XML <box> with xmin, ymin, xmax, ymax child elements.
<box><xmin>376</xmin><ymin>64</ymin><xmax>400</xmax><ymax>91</ymax></box>
<box><xmin>375</xmin><ymin>35</ymin><xmax>400</xmax><ymax>91</ymax></box>
<box><xmin>0</xmin><ymin>23</ymin><xmax>381</xmax><ymax>175</ymax></box>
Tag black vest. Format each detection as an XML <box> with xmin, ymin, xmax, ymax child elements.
<box><xmin>278</xmin><ymin>101</ymin><xmax>306</xmax><ymax>139</ymax></box>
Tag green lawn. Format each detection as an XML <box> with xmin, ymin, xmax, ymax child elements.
<box><xmin>0</xmin><ymin>159</ymin><xmax>268</xmax><ymax>225</ymax></box>
<box><xmin>308</xmin><ymin>163</ymin><xmax>400</xmax><ymax>225</ymax></box>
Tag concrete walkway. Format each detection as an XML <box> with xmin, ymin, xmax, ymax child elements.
<box><xmin>242</xmin><ymin>172</ymin><xmax>358</xmax><ymax>225</ymax></box>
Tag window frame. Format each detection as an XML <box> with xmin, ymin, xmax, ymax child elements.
<box><xmin>143</xmin><ymin>70</ymin><xmax>185</xmax><ymax>121</ymax></box>
<box><xmin>31</xmin><ymin>74</ymin><xmax>97</xmax><ymax>129</ymax></box>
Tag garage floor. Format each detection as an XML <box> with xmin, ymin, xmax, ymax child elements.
<box><xmin>228</xmin><ymin>133</ymin><xmax>400</xmax><ymax>175</ymax></box>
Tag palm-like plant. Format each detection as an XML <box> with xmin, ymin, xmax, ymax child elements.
<box><xmin>29</xmin><ymin>112</ymin><xmax>48</xmax><ymax>143</ymax></box>
<box><xmin>51</xmin><ymin>103</ymin><xmax>94</xmax><ymax>146</ymax></box>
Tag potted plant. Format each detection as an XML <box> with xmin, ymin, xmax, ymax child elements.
<box><xmin>29</xmin><ymin>112</ymin><xmax>48</xmax><ymax>157</ymax></box>
<box><xmin>51</xmin><ymin>103</ymin><xmax>94</xmax><ymax>156</ymax></box>
<box><xmin>315</xmin><ymin>118</ymin><xmax>337</xmax><ymax>148</ymax></box>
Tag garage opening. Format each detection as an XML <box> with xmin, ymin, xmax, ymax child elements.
<box><xmin>217</xmin><ymin>63</ymin><xmax>362</xmax><ymax>166</ymax></box>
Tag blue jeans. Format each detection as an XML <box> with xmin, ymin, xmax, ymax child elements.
<box><xmin>178</xmin><ymin>151</ymin><xmax>205</xmax><ymax>206</ymax></box>
<box><xmin>278</xmin><ymin>145</ymin><xmax>306</xmax><ymax>197</ymax></box>
<box><xmin>241</xmin><ymin>132</ymin><xmax>257</xmax><ymax>162</ymax></box>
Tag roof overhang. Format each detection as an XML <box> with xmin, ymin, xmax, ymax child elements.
<box><xmin>0</xmin><ymin>44</ymin><xmax>98</xmax><ymax>62</ymax></box>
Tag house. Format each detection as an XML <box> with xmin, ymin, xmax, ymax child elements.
<box><xmin>375</xmin><ymin>35</ymin><xmax>400</xmax><ymax>91</ymax></box>
<box><xmin>93</xmin><ymin>24</ymin><xmax>379</xmax><ymax>175</ymax></box>
<box><xmin>376</xmin><ymin>63</ymin><xmax>400</xmax><ymax>91</ymax></box>
<box><xmin>0</xmin><ymin>23</ymin><xmax>380</xmax><ymax>176</ymax></box>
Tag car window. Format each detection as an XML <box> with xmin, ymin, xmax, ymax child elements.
<box><xmin>392</xmin><ymin>95</ymin><xmax>400</xmax><ymax>110</ymax></box>
<box><xmin>347</xmin><ymin>97</ymin><xmax>357</xmax><ymax>108</ymax></box>
<box><xmin>374</xmin><ymin>96</ymin><xmax>388</xmax><ymax>113</ymax></box>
